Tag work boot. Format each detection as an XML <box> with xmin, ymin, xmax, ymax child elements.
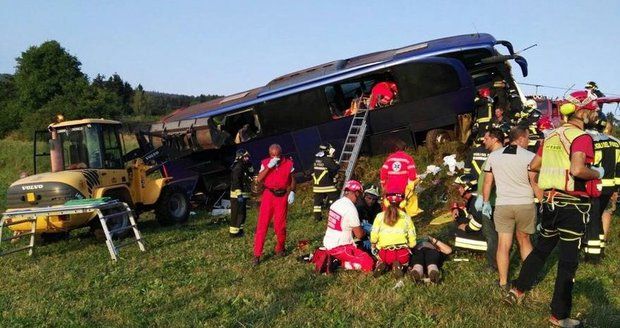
<box><xmin>392</xmin><ymin>261</ymin><xmax>404</xmax><ymax>279</ymax></box>
<box><xmin>549</xmin><ymin>316</ymin><xmax>581</xmax><ymax>328</ymax></box>
<box><xmin>428</xmin><ymin>269</ymin><xmax>440</xmax><ymax>283</ymax></box>
<box><xmin>373</xmin><ymin>261</ymin><xmax>387</xmax><ymax>278</ymax></box>
<box><xmin>252</xmin><ymin>256</ymin><xmax>260</xmax><ymax>266</ymax></box>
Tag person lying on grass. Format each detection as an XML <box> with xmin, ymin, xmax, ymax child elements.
<box><xmin>370</xmin><ymin>193</ymin><xmax>416</xmax><ymax>278</ymax></box>
<box><xmin>410</xmin><ymin>236</ymin><xmax>453</xmax><ymax>283</ymax></box>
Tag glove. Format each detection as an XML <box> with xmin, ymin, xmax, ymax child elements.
<box><xmin>474</xmin><ymin>196</ymin><xmax>483</xmax><ymax>212</ymax></box>
<box><xmin>287</xmin><ymin>191</ymin><xmax>295</xmax><ymax>204</ymax></box>
<box><xmin>482</xmin><ymin>201</ymin><xmax>492</xmax><ymax>219</ymax></box>
<box><xmin>371</xmin><ymin>248</ymin><xmax>379</xmax><ymax>256</ymax></box>
<box><xmin>592</xmin><ymin>166</ymin><xmax>605</xmax><ymax>179</ymax></box>
<box><xmin>237</xmin><ymin>195</ymin><xmax>245</xmax><ymax>203</ymax></box>
<box><xmin>267</xmin><ymin>157</ymin><xmax>280</xmax><ymax>168</ymax></box>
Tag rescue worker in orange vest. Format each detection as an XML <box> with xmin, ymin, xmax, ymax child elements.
<box><xmin>584</xmin><ymin>118</ymin><xmax>620</xmax><ymax>262</ymax></box>
<box><xmin>229</xmin><ymin>149</ymin><xmax>253</xmax><ymax>237</ymax></box>
<box><xmin>253</xmin><ymin>144</ymin><xmax>296</xmax><ymax>265</ymax></box>
<box><xmin>312</xmin><ymin>143</ymin><xmax>340</xmax><ymax>221</ymax></box>
<box><xmin>506</xmin><ymin>91</ymin><xmax>604</xmax><ymax>328</ymax></box>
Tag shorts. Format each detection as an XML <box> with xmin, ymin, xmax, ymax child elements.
<box><xmin>494</xmin><ymin>204</ymin><xmax>536</xmax><ymax>234</ymax></box>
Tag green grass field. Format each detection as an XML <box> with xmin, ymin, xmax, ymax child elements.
<box><xmin>0</xmin><ymin>139</ymin><xmax>618</xmax><ymax>327</ymax></box>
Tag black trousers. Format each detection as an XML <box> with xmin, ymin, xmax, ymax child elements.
<box><xmin>410</xmin><ymin>247</ymin><xmax>445</xmax><ymax>272</ymax></box>
<box><xmin>313</xmin><ymin>191</ymin><xmax>339</xmax><ymax>221</ymax></box>
<box><xmin>584</xmin><ymin>194</ymin><xmax>611</xmax><ymax>260</ymax></box>
<box><xmin>514</xmin><ymin>200</ymin><xmax>590</xmax><ymax>319</ymax></box>
<box><xmin>229</xmin><ymin>197</ymin><xmax>247</xmax><ymax>234</ymax></box>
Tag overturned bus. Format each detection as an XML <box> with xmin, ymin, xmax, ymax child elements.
<box><xmin>145</xmin><ymin>33</ymin><xmax>530</xmax><ymax>199</ymax></box>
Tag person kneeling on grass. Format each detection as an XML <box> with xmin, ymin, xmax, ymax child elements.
<box><xmin>322</xmin><ymin>180</ymin><xmax>375</xmax><ymax>272</ymax></box>
<box><xmin>410</xmin><ymin>236</ymin><xmax>452</xmax><ymax>283</ymax></box>
<box><xmin>370</xmin><ymin>193</ymin><xmax>416</xmax><ymax>278</ymax></box>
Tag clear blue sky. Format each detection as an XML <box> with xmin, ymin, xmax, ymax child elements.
<box><xmin>1</xmin><ymin>1</ymin><xmax>619</xmax><ymax>100</ymax></box>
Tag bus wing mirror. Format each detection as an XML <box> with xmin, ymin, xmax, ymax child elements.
<box><xmin>513</xmin><ymin>55</ymin><xmax>528</xmax><ymax>77</ymax></box>
<box><xmin>495</xmin><ymin>40</ymin><xmax>515</xmax><ymax>55</ymax></box>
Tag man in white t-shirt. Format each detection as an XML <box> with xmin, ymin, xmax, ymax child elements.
<box><xmin>482</xmin><ymin>126</ymin><xmax>543</xmax><ymax>290</ymax></box>
<box><xmin>323</xmin><ymin>180</ymin><xmax>374</xmax><ymax>272</ymax></box>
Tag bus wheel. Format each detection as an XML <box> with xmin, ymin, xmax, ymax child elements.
<box><xmin>425</xmin><ymin>129</ymin><xmax>452</xmax><ymax>151</ymax></box>
<box><xmin>155</xmin><ymin>185</ymin><xmax>190</xmax><ymax>225</ymax></box>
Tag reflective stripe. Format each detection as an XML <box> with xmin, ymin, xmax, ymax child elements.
<box><xmin>586</xmin><ymin>240</ymin><xmax>601</xmax><ymax>246</ymax></box>
<box><xmin>468</xmin><ymin>218</ymin><xmax>482</xmax><ymax>231</ymax></box>
<box><xmin>312</xmin><ymin>170</ymin><xmax>329</xmax><ymax>185</ymax></box>
<box><xmin>454</xmin><ymin>237</ymin><xmax>487</xmax><ymax>251</ymax></box>
<box><xmin>472</xmin><ymin>160</ymin><xmax>482</xmax><ymax>174</ymax></box>
<box><xmin>313</xmin><ymin>186</ymin><xmax>337</xmax><ymax>193</ymax></box>
<box><xmin>584</xmin><ymin>247</ymin><xmax>601</xmax><ymax>254</ymax></box>
<box><xmin>229</xmin><ymin>226</ymin><xmax>240</xmax><ymax>234</ymax></box>
<box><xmin>601</xmin><ymin>179</ymin><xmax>615</xmax><ymax>187</ymax></box>
<box><xmin>313</xmin><ymin>206</ymin><xmax>322</xmax><ymax>213</ymax></box>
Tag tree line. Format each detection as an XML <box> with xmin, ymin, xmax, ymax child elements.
<box><xmin>0</xmin><ymin>40</ymin><xmax>220</xmax><ymax>139</ymax></box>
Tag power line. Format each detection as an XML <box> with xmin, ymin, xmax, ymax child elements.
<box><xmin>517</xmin><ymin>81</ymin><xmax>620</xmax><ymax>97</ymax></box>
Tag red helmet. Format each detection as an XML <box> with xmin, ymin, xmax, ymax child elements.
<box><xmin>344</xmin><ymin>180</ymin><xmax>363</xmax><ymax>192</ymax></box>
<box><xmin>478</xmin><ymin>88</ymin><xmax>491</xmax><ymax>98</ymax></box>
<box><xmin>385</xmin><ymin>193</ymin><xmax>404</xmax><ymax>205</ymax></box>
<box><xmin>565</xmin><ymin>90</ymin><xmax>598</xmax><ymax>111</ymax></box>
<box><xmin>536</xmin><ymin>116</ymin><xmax>554</xmax><ymax>131</ymax></box>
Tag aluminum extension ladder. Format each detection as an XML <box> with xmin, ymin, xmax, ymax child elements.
<box><xmin>338</xmin><ymin>106</ymin><xmax>370</xmax><ymax>197</ymax></box>
<box><xmin>0</xmin><ymin>200</ymin><xmax>145</xmax><ymax>261</ymax></box>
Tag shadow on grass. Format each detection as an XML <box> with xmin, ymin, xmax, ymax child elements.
<box><xmin>579</xmin><ymin>278</ymin><xmax>620</xmax><ymax>326</ymax></box>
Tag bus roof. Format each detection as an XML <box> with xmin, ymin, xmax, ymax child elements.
<box><xmin>162</xmin><ymin>33</ymin><xmax>500</xmax><ymax>123</ymax></box>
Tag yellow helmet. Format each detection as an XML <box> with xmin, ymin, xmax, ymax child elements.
<box><xmin>560</xmin><ymin>103</ymin><xmax>576</xmax><ymax>116</ymax></box>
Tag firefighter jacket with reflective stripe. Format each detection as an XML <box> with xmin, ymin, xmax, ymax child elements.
<box><xmin>453</xmin><ymin>197</ymin><xmax>487</xmax><ymax>251</ymax></box>
<box><xmin>589</xmin><ymin>130</ymin><xmax>620</xmax><ymax>194</ymax></box>
<box><xmin>312</xmin><ymin>154</ymin><xmax>339</xmax><ymax>193</ymax></box>
<box><xmin>230</xmin><ymin>161</ymin><xmax>253</xmax><ymax>198</ymax></box>
<box><xmin>464</xmin><ymin>145</ymin><xmax>488</xmax><ymax>180</ymax></box>
<box><xmin>538</xmin><ymin>124</ymin><xmax>590</xmax><ymax>193</ymax></box>
<box><xmin>474</xmin><ymin>96</ymin><xmax>493</xmax><ymax>124</ymax></box>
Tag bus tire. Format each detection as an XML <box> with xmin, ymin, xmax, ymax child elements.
<box><xmin>155</xmin><ymin>185</ymin><xmax>190</xmax><ymax>225</ymax></box>
<box><xmin>425</xmin><ymin>129</ymin><xmax>452</xmax><ymax>151</ymax></box>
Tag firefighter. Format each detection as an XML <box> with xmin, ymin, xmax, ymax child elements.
<box><xmin>506</xmin><ymin>92</ymin><xmax>604</xmax><ymax>327</ymax></box>
<box><xmin>514</xmin><ymin>99</ymin><xmax>543</xmax><ymax>152</ymax></box>
<box><xmin>453</xmin><ymin>174</ymin><xmax>487</xmax><ymax>252</ymax></box>
<box><xmin>253</xmin><ymin>144</ymin><xmax>296</xmax><ymax>265</ymax></box>
<box><xmin>229</xmin><ymin>149</ymin><xmax>253</xmax><ymax>237</ymax></box>
<box><xmin>464</xmin><ymin>137</ymin><xmax>489</xmax><ymax>181</ymax></box>
<box><xmin>585</xmin><ymin>81</ymin><xmax>605</xmax><ymax>114</ymax></box>
<box><xmin>584</xmin><ymin>118</ymin><xmax>620</xmax><ymax>262</ymax></box>
<box><xmin>470</xmin><ymin>88</ymin><xmax>494</xmax><ymax>142</ymax></box>
<box><xmin>312</xmin><ymin>143</ymin><xmax>340</xmax><ymax>221</ymax></box>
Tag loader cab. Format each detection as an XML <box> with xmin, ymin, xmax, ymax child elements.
<box><xmin>38</xmin><ymin>119</ymin><xmax>125</xmax><ymax>173</ymax></box>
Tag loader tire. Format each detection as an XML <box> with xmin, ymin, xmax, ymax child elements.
<box><xmin>155</xmin><ymin>185</ymin><xmax>190</xmax><ymax>225</ymax></box>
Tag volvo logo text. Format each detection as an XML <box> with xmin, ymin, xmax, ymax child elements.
<box><xmin>21</xmin><ymin>184</ymin><xmax>44</xmax><ymax>191</ymax></box>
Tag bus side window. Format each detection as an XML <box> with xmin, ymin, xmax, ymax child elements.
<box><xmin>392</xmin><ymin>62</ymin><xmax>461</xmax><ymax>102</ymax></box>
<box><xmin>258</xmin><ymin>89</ymin><xmax>330</xmax><ymax>135</ymax></box>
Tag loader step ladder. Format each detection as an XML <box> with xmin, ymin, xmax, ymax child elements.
<box><xmin>338</xmin><ymin>107</ymin><xmax>370</xmax><ymax>197</ymax></box>
<box><xmin>0</xmin><ymin>200</ymin><xmax>145</xmax><ymax>261</ymax></box>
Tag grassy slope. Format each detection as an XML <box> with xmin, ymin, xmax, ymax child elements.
<box><xmin>0</xmin><ymin>139</ymin><xmax>618</xmax><ymax>327</ymax></box>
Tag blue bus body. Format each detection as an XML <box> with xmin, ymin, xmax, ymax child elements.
<box><xmin>150</xmin><ymin>33</ymin><xmax>528</xmax><ymax>195</ymax></box>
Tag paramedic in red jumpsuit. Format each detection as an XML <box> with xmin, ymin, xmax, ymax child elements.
<box><xmin>380</xmin><ymin>142</ymin><xmax>417</xmax><ymax>195</ymax></box>
<box><xmin>253</xmin><ymin>144</ymin><xmax>296</xmax><ymax>265</ymax></box>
